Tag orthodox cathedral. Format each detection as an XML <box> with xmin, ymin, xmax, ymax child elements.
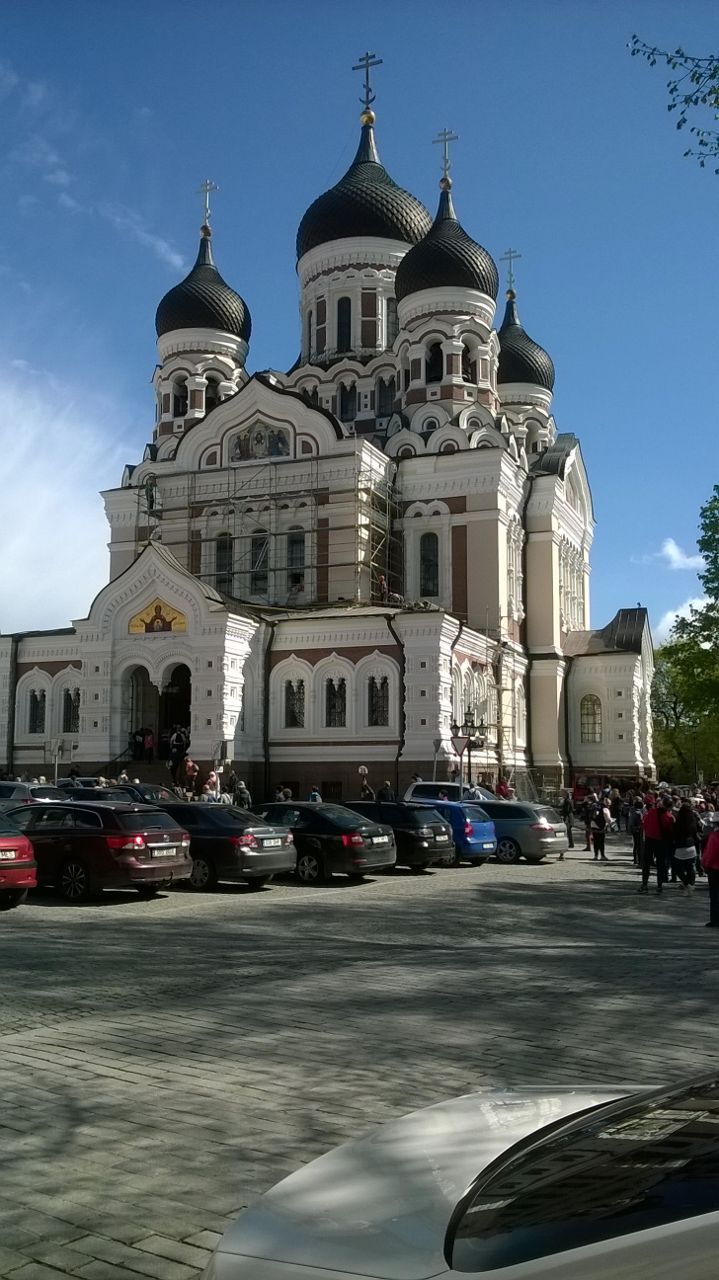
<box><xmin>0</xmin><ymin>68</ymin><xmax>654</xmax><ymax>796</ymax></box>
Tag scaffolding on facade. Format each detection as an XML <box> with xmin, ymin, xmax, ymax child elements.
<box><xmin>137</xmin><ymin>447</ymin><xmax>403</xmax><ymax>611</ymax></box>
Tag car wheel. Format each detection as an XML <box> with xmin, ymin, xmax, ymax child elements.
<box><xmin>296</xmin><ymin>852</ymin><xmax>326</xmax><ymax>884</ymax></box>
<box><xmin>59</xmin><ymin>860</ymin><xmax>94</xmax><ymax>903</ymax></box>
<box><xmin>188</xmin><ymin>856</ymin><xmax>218</xmax><ymax>891</ymax></box>
<box><xmin>495</xmin><ymin>838</ymin><xmax>521</xmax><ymax>864</ymax></box>
<box><xmin>0</xmin><ymin>889</ymin><xmax>28</xmax><ymax>911</ymax></box>
<box><xmin>246</xmin><ymin>876</ymin><xmax>271</xmax><ymax>891</ymax></box>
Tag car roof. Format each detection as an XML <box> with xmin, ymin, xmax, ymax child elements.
<box><xmin>22</xmin><ymin>800</ymin><xmax>161</xmax><ymax>812</ymax></box>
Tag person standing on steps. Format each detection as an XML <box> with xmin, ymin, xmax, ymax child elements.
<box><xmin>701</xmin><ymin>815</ymin><xmax>719</xmax><ymax>926</ymax></box>
<box><xmin>376</xmin><ymin>779</ymin><xmax>396</xmax><ymax>802</ymax></box>
<box><xmin>590</xmin><ymin>794</ymin><xmax>611</xmax><ymax>861</ymax></box>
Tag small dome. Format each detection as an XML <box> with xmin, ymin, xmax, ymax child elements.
<box><xmin>155</xmin><ymin>229</ymin><xmax>251</xmax><ymax>341</ymax></box>
<box><xmin>497</xmin><ymin>290</ymin><xmax>554</xmax><ymax>390</ymax></box>
<box><xmin>395</xmin><ymin>183</ymin><xmax>498</xmax><ymax>302</ymax></box>
<box><xmin>296</xmin><ymin>120</ymin><xmax>432</xmax><ymax>260</ymax></box>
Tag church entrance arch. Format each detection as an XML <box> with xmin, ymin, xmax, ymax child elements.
<box><xmin>158</xmin><ymin>664</ymin><xmax>192</xmax><ymax>760</ymax></box>
<box><xmin>127</xmin><ymin>665</ymin><xmax>159</xmax><ymax>763</ymax></box>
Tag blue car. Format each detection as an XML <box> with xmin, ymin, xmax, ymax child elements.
<box><xmin>414</xmin><ymin>800</ymin><xmax>496</xmax><ymax>865</ymax></box>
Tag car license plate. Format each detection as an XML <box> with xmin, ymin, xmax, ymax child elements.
<box><xmin>0</xmin><ymin>850</ymin><xmax>17</xmax><ymax>860</ymax></box>
<box><xmin>263</xmin><ymin>839</ymin><xmax>282</xmax><ymax>847</ymax></box>
<box><xmin>482</xmin><ymin>842</ymin><xmax>494</xmax><ymax>850</ymax></box>
<box><xmin>372</xmin><ymin>835</ymin><xmax>389</xmax><ymax>844</ymax></box>
<box><xmin>436</xmin><ymin>834</ymin><xmax>449</xmax><ymax>842</ymax></box>
<box><xmin>152</xmin><ymin>847</ymin><xmax>177</xmax><ymax>857</ymax></box>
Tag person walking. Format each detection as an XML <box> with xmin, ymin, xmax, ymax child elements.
<box><xmin>169</xmin><ymin>726</ymin><xmax>186</xmax><ymax>783</ymax></box>
<box><xmin>376</xmin><ymin>779</ymin><xmax>396</xmax><ymax>802</ymax></box>
<box><xmin>235</xmin><ymin>779</ymin><xmax>252</xmax><ymax>809</ymax></box>
<box><xmin>629</xmin><ymin>799</ymin><xmax>643</xmax><ymax>865</ymax></box>
<box><xmin>701</xmin><ymin>815</ymin><xmax>719</xmax><ymax>927</ymax></box>
<box><xmin>590</xmin><ymin>795</ymin><xmax>610</xmax><ymax>861</ymax></box>
<box><xmin>673</xmin><ymin>797</ymin><xmax>700</xmax><ymax>892</ymax></box>
<box><xmin>143</xmin><ymin>728</ymin><xmax>155</xmax><ymax>765</ymax></box>
<box><xmin>308</xmin><ymin>785</ymin><xmax>322</xmax><ymax>803</ymax></box>
<box><xmin>559</xmin><ymin>790</ymin><xmax>574</xmax><ymax>855</ymax></box>
<box><xmin>581</xmin><ymin>792</ymin><xmax>596</xmax><ymax>852</ymax></box>
<box><xmin>640</xmin><ymin>795</ymin><xmax>675</xmax><ymax>894</ymax></box>
<box><xmin>360</xmin><ymin>780</ymin><xmax>376</xmax><ymax>800</ymax></box>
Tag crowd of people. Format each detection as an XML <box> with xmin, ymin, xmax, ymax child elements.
<box><xmin>560</xmin><ymin>784</ymin><xmax>719</xmax><ymax>928</ymax></box>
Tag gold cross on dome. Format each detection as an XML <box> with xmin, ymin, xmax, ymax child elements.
<box><xmin>500</xmin><ymin>247</ymin><xmax>522</xmax><ymax>290</ymax></box>
<box><xmin>197</xmin><ymin>178</ymin><xmax>218</xmax><ymax>225</ymax></box>
<box><xmin>433</xmin><ymin>128</ymin><xmax>459</xmax><ymax>179</ymax></box>
<box><xmin>352</xmin><ymin>51</ymin><xmax>383</xmax><ymax>110</ymax></box>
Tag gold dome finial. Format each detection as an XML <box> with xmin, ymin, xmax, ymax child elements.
<box><xmin>439</xmin><ymin>175</ymin><xmax>452</xmax><ymax>191</ymax></box>
<box><xmin>360</xmin><ymin>108</ymin><xmax>376</xmax><ymax>126</ymax></box>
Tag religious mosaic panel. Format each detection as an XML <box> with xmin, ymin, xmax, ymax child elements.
<box><xmin>230</xmin><ymin>422</ymin><xmax>291</xmax><ymax>461</ymax></box>
<box><xmin>128</xmin><ymin>599</ymin><xmax>188</xmax><ymax>634</ymax></box>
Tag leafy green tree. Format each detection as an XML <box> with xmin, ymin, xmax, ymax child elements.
<box><xmin>629</xmin><ymin>37</ymin><xmax>719</xmax><ymax>170</ymax></box>
<box><xmin>671</xmin><ymin>485</ymin><xmax>719</xmax><ymax>713</ymax></box>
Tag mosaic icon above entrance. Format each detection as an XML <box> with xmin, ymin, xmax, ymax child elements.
<box><xmin>128</xmin><ymin>599</ymin><xmax>187</xmax><ymax>634</ymax></box>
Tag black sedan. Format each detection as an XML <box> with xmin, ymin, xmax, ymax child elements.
<box><xmin>159</xmin><ymin>802</ymin><xmax>296</xmax><ymax>890</ymax></box>
<box><xmin>343</xmin><ymin>801</ymin><xmax>454</xmax><ymax>870</ymax></box>
<box><xmin>258</xmin><ymin>802</ymin><xmax>397</xmax><ymax>884</ymax></box>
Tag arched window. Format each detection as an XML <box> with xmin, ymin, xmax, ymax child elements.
<box><xmin>63</xmin><ymin>688</ymin><xmax>80</xmax><ymax>734</ymax></box>
<box><xmin>377</xmin><ymin>376</ymin><xmax>395</xmax><ymax>417</ymax></box>
<box><xmin>440</xmin><ymin>441</ymin><xmax>458</xmax><ymax>454</ymax></box>
<box><xmin>580</xmin><ymin>694</ymin><xmax>602</xmax><ymax>744</ymax></box>
<box><xmin>29</xmin><ymin>689</ymin><xmax>46</xmax><ymax>735</ymax></box>
<box><xmin>205</xmin><ymin>376</ymin><xmax>221</xmax><ymax>413</ymax></box>
<box><xmin>215</xmin><ymin>533</ymin><xmax>233</xmax><ymax>594</ymax></box>
<box><xmin>337</xmin><ymin>296</ymin><xmax>351</xmax><ymax>352</ymax></box>
<box><xmin>326</xmin><ymin>677</ymin><xmax>347</xmax><ymax>727</ymax></box>
<box><xmin>306</xmin><ymin>308</ymin><xmax>313</xmax><ymax>357</ymax></box>
<box><xmin>386</xmin><ymin>297</ymin><xmax>398</xmax><ymax>346</ymax></box>
<box><xmin>284</xmin><ymin>679</ymin><xmax>305</xmax><ymax>728</ymax></box>
<box><xmin>172</xmin><ymin>377</ymin><xmax>188</xmax><ymax>417</ymax></box>
<box><xmin>308</xmin><ymin>385</ymin><xmax>320</xmax><ymax>406</ymax></box>
<box><xmin>368</xmin><ymin>675</ymin><xmax>389</xmax><ymax>727</ymax></box>
<box><xmin>250</xmin><ymin>530</ymin><xmax>269</xmax><ymax>595</ymax></box>
<box><xmin>461</xmin><ymin>343</ymin><xmax>472</xmax><ymax>381</ymax></box>
<box><xmin>398</xmin><ymin>446</ymin><xmax>415</xmax><ymax>459</ymax></box>
<box><xmin>423</xmin><ymin>417</ymin><xmax>439</xmax><ymax>434</ymax></box>
<box><xmin>420</xmin><ymin>531</ymin><xmax>439</xmax><ymax>597</ymax></box>
<box><xmin>515</xmin><ymin>685</ymin><xmax>527</xmax><ymax>747</ymax></box>
<box><xmin>287</xmin><ymin>530</ymin><xmax>305</xmax><ymax>596</ymax></box>
<box><xmin>339</xmin><ymin>382</ymin><xmax>357</xmax><ymax>421</ymax></box>
<box><xmin>426</xmin><ymin>342</ymin><xmax>443</xmax><ymax>383</ymax></box>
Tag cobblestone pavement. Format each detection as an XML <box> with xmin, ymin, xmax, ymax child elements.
<box><xmin>2</xmin><ymin>835</ymin><xmax>718</xmax><ymax>1278</ymax></box>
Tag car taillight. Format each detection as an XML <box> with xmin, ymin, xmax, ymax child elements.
<box><xmin>530</xmin><ymin>821</ymin><xmax>552</xmax><ymax>831</ymax></box>
<box><xmin>106</xmin><ymin>834</ymin><xmax>146</xmax><ymax>851</ymax></box>
<box><xmin>341</xmin><ymin>833</ymin><xmax>364</xmax><ymax>847</ymax></box>
<box><xmin>230</xmin><ymin>834</ymin><xmax>258</xmax><ymax>849</ymax></box>
<box><xmin>285</xmin><ymin>834</ymin><xmax>294</xmax><ymax>845</ymax></box>
<box><xmin>464</xmin><ymin>821</ymin><xmax>474</xmax><ymax>837</ymax></box>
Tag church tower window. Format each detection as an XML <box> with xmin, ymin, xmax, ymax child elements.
<box><xmin>461</xmin><ymin>343</ymin><xmax>472</xmax><ymax>382</ymax></box>
<box><xmin>250</xmin><ymin>531</ymin><xmax>269</xmax><ymax>595</ymax></box>
<box><xmin>419</xmin><ymin>531</ymin><xmax>439</xmax><ymax>597</ymax></box>
<box><xmin>580</xmin><ymin>694</ymin><xmax>602</xmax><ymax>744</ymax></box>
<box><xmin>339</xmin><ymin>382</ymin><xmax>357</xmax><ymax>422</ymax></box>
<box><xmin>368</xmin><ymin>675</ymin><xmax>390</xmax><ymax>727</ymax></box>
<box><xmin>386</xmin><ymin>297</ymin><xmax>398</xmax><ymax>346</ymax></box>
<box><xmin>205</xmin><ymin>376</ymin><xmax>221</xmax><ymax>413</ymax></box>
<box><xmin>29</xmin><ymin>689</ymin><xmax>46</xmax><ymax>735</ymax></box>
<box><xmin>215</xmin><ymin>533</ymin><xmax>233</xmax><ymax>594</ymax></box>
<box><xmin>326</xmin><ymin>677</ymin><xmax>347</xmax><ymax>728</ymax></box>
<box><xmin>63</xmin><ymin>688</ymin><xmax>80</xmax><ymax>734</ymax></box>
<box><xmin>426</xmin><ymin>343</ymin><xmax>443</xmax><ymax>384</ymax></box>
<box><xmin>172</xmin><ymin>377</ymin><xmax>188</xmax><ymax>417</ymax></box>
<box><xmin>377</xmin><ymin>376</ymin><xmax>395</xmax><ymax>417</ymax></box>
<box><xmin>361</xmin><ymin>290</ymin><xmax>377</xmax><ymax>349</ymax></box>
<box><xmin>337</xmin><ymin>296</ymin><xmax>351</xmax><ymax>352</ymax></box>
<box><xmin>316</xmin><ymin>297</ymin><xmax>326</xmax><ymax>355</ymax></box>
<box><xmin>284</xmin><ymin>679</ymin><xmax>305</xmax><ymax>728</ymax></box>
<box><xmin>287</xmin><ymin>530</ymin><xmax>305</xmax><ymax>595</ymax></box>
<box><xmin>306</xmin><ymin>309</ymin><xmax>313</xmax><ymax>358</ymax></box>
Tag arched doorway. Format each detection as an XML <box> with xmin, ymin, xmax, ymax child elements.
<box><xmin>158</xmin><ymin>664</ymin><xmax>192</xmax><ymax>760</ymax></box>
<box><xmin>127</xmin><ymin>666</ymin><xmax>159</xmax><ymax>762</ymax></box>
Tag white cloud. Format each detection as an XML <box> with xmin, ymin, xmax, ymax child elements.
<box><xmin>57</xmin><ymin>190</ymin><xmax>83</xmax><ymax>213</ymax></box>
<box><xmin>659</xmin><ymin>537</ymin><xmax>705</xmax><ymax>571</ymax></box>
<box><xmin>653</xmin><ymin>596</ymin><xmax>707</xmax><ymax>645</ymax></box>
<box><xmin>45</xmin><ymin>167</ymin><xmax>71</xmax><ymax>187</ymax></box>
<box><xmin>97</xmin><ymin>202</ymin><xmax>185</xmax><ymax>271</ymax></box>
<box><xmin>0</xmin><ymin>60</ymin><xmax>19</xmax><ymax>99</ymax></box>
<box><xmin>0</xmin><ymin>366</ymin><xmax>132</xmax><ymax>632</ymax></box>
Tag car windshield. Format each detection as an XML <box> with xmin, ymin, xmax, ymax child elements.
<box><xmin>448</xmin><ymin>1075</ymin><xmax>719</xmax><ymax>1273</ymax></box>
<box><xmin>463</xmin><ymin>805</ymin><xmax>490</xmax><ymax>822</ymax></box>
<box><xmin>0</xmin><ymin>815</ymin><xmax>23</xmax><ymax>834</ymax></box>
<box><xmin>31</xmin><ymin>786</ymin><xmax>65</xmax><ymax>799</ymax></box>
<box><xmin>202</xmin><ymin>807</ymin><xmax>255</xmax><ymax>828</ymax></box>
<box><xmin>117</xmin><ymin>811</ymin><xmax>180</xmax><ymax>832</ymax></box>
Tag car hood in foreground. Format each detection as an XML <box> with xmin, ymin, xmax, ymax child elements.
<box><xmin>212</xmin><ymin>1086</ymin><xmax>631</xmax><ymax>1279</ymax></box>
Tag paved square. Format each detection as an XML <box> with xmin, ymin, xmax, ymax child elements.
<box><xmin>2</xmin><ymin>837</ymin><xmax>717</xmax><ymax>1277</ymax></box>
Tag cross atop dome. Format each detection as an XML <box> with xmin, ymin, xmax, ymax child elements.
<box><xmin>433</xmin><ymin>128</ymin><xmax>459</xmax><ymax>185</ymax></box>
<box><xmin>352</xmin><ymin>50</ymin><xmax>382</xmax><ymax>120</ymax></box>
<box><xmin>500</xmin><ymin>246</ymin><xmax>522</xmax><ymax>291</ymax></box>
<box><xmin>197</xmin><ymin>178</ymin><xmax>218</xmax><ymax>237</ymax></box>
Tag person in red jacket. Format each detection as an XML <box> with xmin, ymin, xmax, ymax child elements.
<box><xmin>639</xmin><ymin>795</ymin><xmax>675</xmax><ymax>893</ymax></box>
<box><xmin>701</xmin><ymin>818</ymin><xmax>719</xmax><ymax>927</ymax></box>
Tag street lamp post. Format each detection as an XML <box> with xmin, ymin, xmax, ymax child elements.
<box><xmin>450</xmin><ymin>710</ymin><xmax>486</xmax><ymax>787</ymax></box>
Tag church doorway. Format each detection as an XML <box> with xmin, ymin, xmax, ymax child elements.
<box><xmin>128</xmin><ymin>666</ymin><xmax>159</xmax><ymax>762</ymax></box>
<box><xmin>158</xmin><ymin>664</ymin><xmax>192</xmax><ymax>760</ymax></box>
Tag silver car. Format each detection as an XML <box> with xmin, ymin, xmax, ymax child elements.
<box><xmin>478</xmin><ymin>799</ymin><xmax>569</xmax><ymax>863</ymax></box>
<box><xmin>403</xmin><ymin>781</ymin><xmax>497</xmax><ymax>804</ymax></box>
<box><xmin>202</xmin><ymin>1074</ymin><xmax>719</xmax><ymax>1278</ymax></box>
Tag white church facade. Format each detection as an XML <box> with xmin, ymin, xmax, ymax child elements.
<box><xmin>0</xmin><ymin>85</ymin><xmax>654</xmax><ymax>798</ymax></box>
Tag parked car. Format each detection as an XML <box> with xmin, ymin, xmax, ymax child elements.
<box><xmin>403</xmin><ymin>781</ymin><xmax>497</xmax><ymax>804</ymax></box>
<box><xmin>0</xmin><ymin>812</ymin><xmax>37</xmax><ymax>910</ymax></box>
<box><xmin>477</xmin><ymin>799</ymin><xmax>570</xmax><ymax>863</ymax></box>
<box><xmin>4</xmin><ymin>801</ymin><xmax>191</xmax><ymax>902</ymax></box>
<box><xmin>0</xmin><ymin>781</ymin><xmax>65</xmax><ymax>812</ymax></box>
<box><xmin>343</xmin><ymin>801</ymin><xmax>454</xmax><ymax>870</ymax></box>
<box><xmin>413</xmin><ymin>799</ymin><xmax>496</xmax><ymax>864</ymax></box>
<box><xmin>66</xmin><ymin>786</ymin><xmax>141</xmax><ymax>804</ymax></box>
<box><xmin>114</xmin><ymin>782</ymin><xmax>180</xmax><ymax>804</ymax></box>
<box><xmin>56</xmin><ymin>777</ymin><xmax>102</xmax><ymax>790</ymax></box>
<box><xmin>258</xmin><ymin>802</ymin><xmax>397</xmax><ymax>883</ymax></box>
<box><xmin>157</xmin><ymin>802</ymin><xmax>296</xmax><ymax>890</ymax></box>
<box><xmin>202</xmin><ymin>1074</ymin><xmax>719</xmax><ymax>1280</ymax></box>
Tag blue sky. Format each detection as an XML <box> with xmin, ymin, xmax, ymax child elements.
<box><xmin>0</xmin><ymin>0</ymin><xmax>716</xmax><ymax>636</ymax></box>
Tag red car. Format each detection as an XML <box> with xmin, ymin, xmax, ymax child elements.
<box><xmin>0</xmin><ymin>813</ymin><xmax>37</xmax><ymax>910</ymax></box>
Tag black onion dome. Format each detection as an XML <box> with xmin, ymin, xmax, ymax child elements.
<box><xmin>155</xmin><ymin>229</ymin><xmax>251</xmax><ymax>341</ymax></box>
<box><xmin>296</xmin><ymin>120</ymin><xmax>432</xmax><ymax>259</ymax></box>
<box><xmin>395</xmin><ymin>184</ymin><xmax>499</xmax><ymax>302</ymax></box>
<box><xmin>497</xmin><ymin>290</ymin><xmax>554</xmax><ymax>390</ymax></box>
